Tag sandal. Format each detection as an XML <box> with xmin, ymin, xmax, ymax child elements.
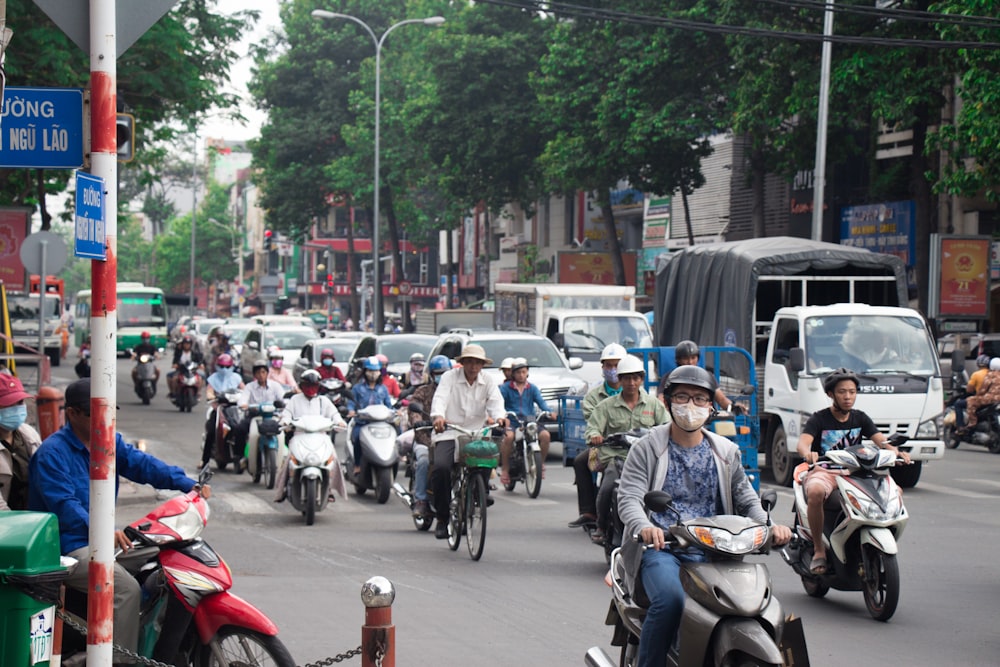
<box><xmin>810</xmin><ymin>555</ymin><xmax>828</xmax><ymax>574</ymax></box>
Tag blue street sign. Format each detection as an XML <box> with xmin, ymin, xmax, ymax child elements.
<box><xmin>0</xmin><ymin>87</ymin><xmax>84</xmax><ymax>169</ymax></box>
<box><xmin>75</xmin><ymin>173</ymin><xmax>106</xmax><ymax>260</ymax></box>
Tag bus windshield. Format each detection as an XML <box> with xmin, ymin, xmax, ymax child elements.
<box><xmin>118</xmin><ymin>294</ymin><xmax>166</xmax><ymax>327</ymax></box>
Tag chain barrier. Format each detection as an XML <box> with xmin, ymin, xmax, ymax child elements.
<box><xmin>56</xmin><ymin>608</ymin><xmax>175</xmax><ymax>667</ymax></box>
<box><xmin>298</xmin><ymin>645</ymin><xmax>364</xmax><ymax>666</ymax></box>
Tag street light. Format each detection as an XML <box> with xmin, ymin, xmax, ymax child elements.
<box><xmin>208</xmin><ymin>217</ymin><xmax>244</xmax><ymax>315</ymax></box>
<box><xmin>312</xmin><ymin>9</ymin><xmax>445</xmax><ymax>333</ymax></box>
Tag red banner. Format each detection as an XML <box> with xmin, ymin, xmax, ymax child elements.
<box><xmin>557</xmin><ymin>251</ymin><xmax>637</xmax><ymax>285</ymax></box>
<box><xmin>0</xmin><ymin>208</ymin><xmax>29</xmax><ymax>291</ymax></box>
<box><xmin>939</xmin><ymin>237</ymin><xmax>990</xmax><ymax>317</ymax></box>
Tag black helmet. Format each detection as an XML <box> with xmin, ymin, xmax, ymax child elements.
<box><xmin>664</xmin><ymin>364</ymin><xmax>717</xmax><ymax>396</ymax></box>
<box><xmin>674</xmin><ymin>340</ymin><xmax>700</xmax><ymax>364</ymax></box>
<box><xmin>822</xmin><ymin>367</ymin><xmax>859</xmax><ymax>394</ymax></box>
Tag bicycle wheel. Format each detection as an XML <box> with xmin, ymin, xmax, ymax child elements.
<box><xmin>447</xmin><ymin>478</ymin><xmax>462</xmax><ymax>551</ymax></box>
<box><xmin>465</xmin><ymin>472</ymin><xmax>488</xmax><ymax>561</ymax></box>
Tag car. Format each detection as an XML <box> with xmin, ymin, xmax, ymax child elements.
<box><xmin>252</xmin><ymin>314</ymin><xmax>319</xmax><ymax>331</ymax></box>
<box><xmin>293</xmin><ymin>334</ymin><xmax>377</xmax><ymax>384</ymax></box>
<box><xmin>221</xmin><ymin>321</ymin><xmax>255</xmax><ymax>357</ymax></box>
<box><xmin>427</xmin><ymin>331</ymin><xmax>589</xmax><ymax>434</ymax></box>
<box><xmin>239</xmin><ymin>324</ymin><xmax>318</xmax><ymax>381</ymax></box>
<box><xmin>372</xmin><ymin>333</ymin><xmax>438</xmax><ymax>377</ymax></box>
<box><xmin>189</xmin><ymin>318</ymin><xmax>226</xmax><ymax>353</ymax></box>
<box><xmin>169</xmin><ymin>315</ymin><xmax>201</xmax><ymax>348</ymax></box>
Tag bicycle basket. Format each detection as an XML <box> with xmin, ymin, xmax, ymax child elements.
<box><xmin>456</xmin><ymin>433</ymin><xmax>500</xmax><ymax>468</ymax></box>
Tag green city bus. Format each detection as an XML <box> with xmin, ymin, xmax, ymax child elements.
<box><xmin>74</xmin><ymin>283</ymin><xmax>169</xmax><ymax>353</ymax></box>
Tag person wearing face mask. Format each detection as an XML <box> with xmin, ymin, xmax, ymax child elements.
<box><xmin>584</xmin><ymin>354</ymin><xmax>669</xmax><ymax>545</ymax></box>
<box><xmin>617</xmin><ymin>365</ymin><xmax>792</xmax><ymax>667</ymax></box>
<box><xmin>199</xmin><ymin>353</ymin><xmax>245</xmax><ymax>469</ymax></box>
<box><xmin>267</xmin><ymin>346</ymin><xmax>297</xmax><ymax>391</ymax></box>
<box><xmin>317</xmin><ymin>348</ymin><xmax>346</xmax><ymax>382</ymax></box>
<box><xmin>376</xmin><ymin>353</ymin><xmax>401</xmax><ymax>398</ymax></box>
<box><xmin>273</xmin><ymin>370</ymin><xmax>347</xmax><ymax>502</ymax></box>
<box><xmin>0</xmin><ymin>375</ymin><xmax>40</xmax><ymax>511</ymax></box>
<box><xmin>347</xmin><ymin>356</ymin><xmax>394</xmax><ymax>477</ymax></box>
<box><xmin>568</xmin><ymin>343</ymin><xmax>627</xmax><ymax>528</ymax></box>
<box><xmin>402</xmin><ymin>352</ymin><xmax>427</xmax><ymax>388</ymax></box>
<box><xmin>406</xmin><ymin>355</ymin><xmax>451</xmax><ymax>518</ymax></box>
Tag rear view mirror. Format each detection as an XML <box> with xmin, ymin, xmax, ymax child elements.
<box><xmin>789</xmin><ymin>347</ymin><xmax>805</xmax><ymax>372</ymax></box>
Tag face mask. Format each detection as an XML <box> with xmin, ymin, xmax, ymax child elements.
<box><xmin>365</xmin><ymin>370</ymin><xmax>381</xmax><ymax>383</ymax></box>
<box><xmin>433</xmin><ymin>373</ymin><xmax>443</xmax><ymax>385</ymax></box>
<box><xmin>0</xmin><ymin>404</ymin><xmax>27</xmax><ymax>431</ymax></box>
<box><xmin>208</xmin><ymin>338</ymin><xmax>217</xmax><ymax>347</ymax></box>
<box><xmin>271</xmin><ymin>359</ymin><xmax>283</xmax><ymax>369</ymax></box>
<box><xmin>302</xmin><ymin>385</ymin><xmax>319</xmax><ymax>398</ymax></box>
<box><xmin>603</xmin><ymin>368</ymin><xmax>619</xmax><ymax>385</ymax></box>
<box><xmin>218</xmin><ymin>366</ymin><xmax>232</xmax><ymax>375</ymax></box>
<box><xmin>322</xmin><ymin>358</ymin><xmax>333</xmax><ymax>367</ymax></box>
<box><xmin>671</xmin><ymin>403</ymin><xmax>711</xmax><ymax>432</ymax></box>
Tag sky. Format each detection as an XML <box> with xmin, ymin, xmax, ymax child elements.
<box><xmin>199</xmin><ymin>1</ymin><xmax>283</xmax><ymax>143</ymax></box>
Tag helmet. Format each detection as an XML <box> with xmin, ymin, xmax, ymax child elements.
<box><xmin>141</xmin><ymin>331</ymin><xmax>150</xmax><ymax>340</ymax></box>
<box><xmin>977</xmin><ymin>354</ymin><xmax>991</xmax><ymax>368</ymax></box>
<box><xmin>216</xmin><ymin>353</ymin><xmax>234</xmax><ymax>368</ymax></box>
<box><xmin>252</xmin><ymin>359</ymin><xmax>269</xmax><ymax>372</ymax></box>
<box><xmin>321</xmin><ymin>348</ymin><xmax>336</xmax><ymax>361</ymax></box>
<box><xmin>991</xmin><ymin>358</ymin><xmax>1000</xmax><ymax>372</ymax></box>
<box><xmin>300</xmin><ymin>369</ymin><xmax>321</xmax><ymax>384</ymax></box>
<box><xmin>267</xmin><ymin>346</ymin><xmax>282</xmax><ymax>359</ymax></box>
<box><xmin>822</xmin><ymin>367</ymin><xmax>860</xmax><ymax>394</ymax></box>
<box><xmin>616</xmin><ymin>355</ymin><xmax>645</xmax><ymax>376</ymax></box>
<box><xmin>428</xmin><ymin>355</ymin><xmax>451</xmax><ymax>375</ymax></box>
<box><xmin>674</xmin><ymin>340</ymin><xmax>700</xmax><ymax>364</ymax></box>
<box><xmin>376</xmin><ymin>354</ymin><xmax>389</xmax><ymax>367</ymax></box>
<box><xmin>500</xmin><ymin>357</ymin><xmax>514</xmax><ymax>371</ymax></box>
<box><xmin>364</xmin><ymin>356</ymin><xmax>381</xmax><ymax>371</ymax></box>
<box><xmin>409</xmin><ymin>352</ymin><xmax>426</xmax><ymax>363</ymax></box>
<box><xmin>213</xmin><ymin>327</ymin><xmax>227</xmax><ymax>339</ymax></box>
<box><xmin>600</xmin><ymin>343</ymin><xmax>627</xmax><ymax>362</ymax></box>
<box><xmin>664</xmin><ymin>364</ymin><xmax>717</xmax><ymax>395</ymax></box>
<box><xmin>511</xmin><ymin>357</ymin><xmax>528</xmax><ymax>372</ymax></box>
<box><xmin>181</xmin><ymin>334</ymin><xmax>193</xmax><ymax>345</ymax></box>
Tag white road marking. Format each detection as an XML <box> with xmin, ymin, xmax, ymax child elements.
<box><xmin>911</xmin><ymin>482</ymin><xmax>995</xmax><ymax>499</ymax></box>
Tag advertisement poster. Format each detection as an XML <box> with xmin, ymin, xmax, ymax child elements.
<box><xmin>0</xmin><ymin>208</ymin><xmax>30</xmax><ymax>291</ymax></box>
<box><xmin>939</xmin><ymin>237</ymin><xmax>990</xmax><ymax>318</ymax></box>
<box><xmin>557</xmin><ymin>251</ymin><xmax>637</xmax><ymax>285</ymax></box>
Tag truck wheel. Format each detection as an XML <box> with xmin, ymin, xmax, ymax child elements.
<box><xmin>889</xmin><ymin>461</ymin><xmax>922</xmax><ymax>488</ymax></box>
<box><xmin>770</xmin><ymin>426</ymin><xmax>797</xmax><ymax>487</ymax></box>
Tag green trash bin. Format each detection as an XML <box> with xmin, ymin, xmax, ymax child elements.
<box><xmin>0</xmin><ymin>512</ymin><xmax>69</xmax><ymax>667</ymax></box>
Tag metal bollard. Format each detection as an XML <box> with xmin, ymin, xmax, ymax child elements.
<box><xmin>360</xmin><ymin>576</ymin><xmax>395</xmax><ymax>667</ymax></box>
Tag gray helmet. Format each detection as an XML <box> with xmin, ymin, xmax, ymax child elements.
<box><xmin>977</xmin><ymin>354</ymin><xmax>991</xmax><ymax>368</ymax></box>
<box><xmin>823</xmin><ymin>367</ymin><xmax>859</xmax><ymax>394</ymax></box>
<box><xmin>674</xmin><ymin>340</ymin><xmax>700</xmax><ymax>364</ymax></box>
<box><xmin>252</xmin><ymin>359</ymin><xmax>269</xmax><ymax>372</ymax></box>
<box><xmin>664</xmin><ymin>364</ymin><xmax>717</xmax><ymax>395</ymax></box>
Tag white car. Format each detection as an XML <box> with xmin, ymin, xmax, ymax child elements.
<box><xmin>240</xmin><ymin>325</ymin><xmax>317</xmax><ymax>381</ymax></box>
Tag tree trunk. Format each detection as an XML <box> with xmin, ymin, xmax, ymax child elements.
<box><xmin>597</xmin><ymin>186</ymin><xmax>626</xmax><ymax>286</ymax></box>
<box><xmin>383</xmin><ymin>186</ymin><xmax>411</xmax><ymax>332</ymax></box>
<box><xmin>36</xmin><ymin>169</ymin><xmax>51</xmax><ymax>230</ymax></box>
<box><xmin>910</xmin><ymin>119</ymin><xmax>933</xmax><ymax>314</ymax></box>
<box><xmin>682</xmin><ymin>187</ymin><xmax>694</xmax><ymax>247</ymax></box>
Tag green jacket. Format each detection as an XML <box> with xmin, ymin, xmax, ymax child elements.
<box><xmin>582</xmin><ymin>382</ymin><xmax>621</xmax><ymax>421</ymax></box>
<box><xmin>584</xmin><ymin>390</ymin><xmax>669</xmax><ymax>468</ymax></box>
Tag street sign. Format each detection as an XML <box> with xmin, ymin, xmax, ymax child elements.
<box><xmin>33</xmin><ymin>0</ymin><xmax>178</xmax><ymax>58</ymax></box>
<box><xmin>20</xmin><ymin>231</ymin><xmax>68</xmax><ymax>275</ymax></box>
<box><xmin>0</xmin><ymin>87</ymin><xmax>84</xmax><ymax>169</ymax></box>
<box><xmin>398</xmin><ymin>280</ymin><xmax>412</xmax><ymax>296</ymax></box>
<box><xmin>74</xmin><ymin>173</ymin><xmax>107</xmax><ymax>260</ymax></box>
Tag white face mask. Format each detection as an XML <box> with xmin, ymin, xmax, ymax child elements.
<box><xmin>671</xmin><ymin>403</ymin><xmax>711</xmax><ymax>432</ymax></box>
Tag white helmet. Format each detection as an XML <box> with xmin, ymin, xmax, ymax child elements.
<box><xmin>990</xmin><ymin>358</ymin><xmax>1000</xmax><ymax>372</ymax></box>
<box><xmin>616</xmin><ymin>355</ymin><xmax>645</xmax><ymax>376</ymax></box>
<box><xmin>600</xmin><ymin>343</ymin><xmax>627</xmax><ymax>362</ymax></box>
<box><xmin>500</xmin><ymin>357</ymin><xmax>514</xmax><ymax>370</ymax></box>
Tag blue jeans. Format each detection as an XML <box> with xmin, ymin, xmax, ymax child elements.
<box><xmin>637</xmin><ymin>548</ymin><xmax>706</xmax><ymax>667</ymax></box>
<box><xmin>413</xmin><ymin>444</ymin><xmax>429</xmax><ymax>501</ymax></box>
<box><xmin>955</xmin><ymin>398</ymin><xmax>968</xmax><ymax>429</ymax></box>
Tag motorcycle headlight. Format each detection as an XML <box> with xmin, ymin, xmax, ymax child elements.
<box><xmin>844</xmin><ymin>488</ymin><xmax>903</xmax><ymax>522</ymax></box>
<box><xmin>526</xmin><ymin>422</ymin><xmax>538</xmax><ymax>437</ymax></box>
<box><xmin>689</xmin><ymin>524</ymin><xmax>766</xmax><ymax>554</ymax></box>
<box><xmin>916</xmin><ymin>419</ymin><xmax>938</xmax><ymax>439</ymax></box>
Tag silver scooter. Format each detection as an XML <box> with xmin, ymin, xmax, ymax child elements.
<box><xmin>283</xmin><ymin>414</ymin><xmax>346</xmax><ymax>526</ymax></box>
<box><xmin>346</xmin><ymin>403</ymin><xmax>400</xmax><ymax>503</ymax></box>
<box><xmin>587</xmin><ymin>489</ymin><xmax>785</xmax><ymax>667</ymax></box>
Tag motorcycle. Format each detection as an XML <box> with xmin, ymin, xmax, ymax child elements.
<box><xmin>247</xmin><ymin>401</ymin><xmax>287</xmax><ymax>490</ymax></box>
<box><xmin>210</xmin><ymin>389</ymin><xmax>245</xmax><ymax>472</ymax></box>
<box><xmin>588</xmin><ymin>488</ymin><xmax>784</xmax><ymax>667</ymax></box>
<box><xmin>319</xmin><ymin>376</ymin><xmax>351</xmax><ymax>419</ymax></box>
<box><xmin>58</xmin><ymin>467</ymin><xmax>295</xmax><ymax>666</ymax></box>
<box><xmin>392</xmin><ymin>401</ymin><xmax>435</xmax><ymax>531</ymax></box>
<box><xmin>282</xmin><ymin>414</ymin><xmax>346</xmax><ymax>525</ymax></box>
<box><xmin>502</xmin><ymin>410</ymin><xmax>546</xmax><ymax>498</ymax></box>
<box><xmin>132</xmin><ymin>352</ymin><xmax>158</xmax><ymax>405</ymax></box>
<box><xmin>581</xmin><ymin>428</ymin><xmax>648</xmax><ymax>564</ymax></box>
<box><xmin>171</xmin><ymin>360</ymin><xmax>202</xmax><ymax>413</ymax></box>
<box><xmin>942</xmin><ymin>396</ymin><xmax>1000</xmax><ymax>453</ymax></box>
<box><xmin>780</xmin><ymin>433</ymin><xmax>909</xmax><ymax>621</ymax></box>
<box><xmin>346</xmin><ymin>403</ymin><xmax>400</xmax><ymax>504</ymax></box>
<box><xmin>74</xmin><ymin>348</ymin><xmax>91</xmax><ymax>378</ymax></box>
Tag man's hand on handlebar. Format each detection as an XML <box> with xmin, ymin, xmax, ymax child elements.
<box><xmin>487</xmin><ymin>416</ymin><xmax>508</xmax><ymax>430</ymax></box>
<box><xmin>114</xmin><ymin>529</ymin><xmax>133</xmax><ymax>552</ymax></box>
<box><xmin>433</xmin><ymin>416</ymin><xmax>446</xmax><ymax>433</ymax></box>
<box><xmin>639</xmin><ymin>525</ymin><xmax>666</xmax><ymax>550</ymax></box>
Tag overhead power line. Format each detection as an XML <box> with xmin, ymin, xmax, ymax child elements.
<box><xmin>758</xmin><ymin>0</ymin><xmax>1000</xmax><ymax>31</ymax></box>
<box><xmin>476</xmin><ymin>0</ymin><xmax>1000</xmax><ymax>50</ymax></box>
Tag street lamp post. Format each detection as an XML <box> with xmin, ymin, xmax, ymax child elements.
<box><xmin>208</xmin><ymin>217</ymin><xmax>243</xmax><ymax>316</ymax></box>
<box><xmin>312</xmin><ymin>10</ymin><xmax>444</xmax><ymax>334</ymax></box>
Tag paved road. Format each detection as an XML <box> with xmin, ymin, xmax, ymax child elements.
<box><xmin>46</xmin><ymin>355</ymin><xmax>1000</xmax><ymax>666</ymax></box>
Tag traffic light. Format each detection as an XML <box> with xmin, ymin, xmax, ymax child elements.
<box><xmin>326</xmin><ymin>273</ymin><xmax>334</xmax><ymax>292</ymax></box>
<box><xmin>264</xmin><ymin>229</ymin><xmax>273</xmax><ymax>251</ymax></box>
<box><xmin>116</xmin><ymin>113</ymin><xmax>135</xmax><ymax>162</ymax></box>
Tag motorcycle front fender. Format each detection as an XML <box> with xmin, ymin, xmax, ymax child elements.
<box><xmin>300</xmin><ymin>466</ymin><xmax>323</xmax><ymax>480</ymax></box>
<box><xmin>700</xmin><ymin>617</ymin><xmax>784</xmax><ymax>667</ymax></box>
<box><xmin>193</xmin><ymin>591</ymin><xmax>279</xmax><ymax>641</ymax></box>
<box><xmin>526</xmin><ymin>438</ymin><xmax>541</xmax><ymax>453</ymax></box>
<box><xmin>860</xmin><ymin>526</ymin><xmax>899</xmax><ymax>555</ymax></box>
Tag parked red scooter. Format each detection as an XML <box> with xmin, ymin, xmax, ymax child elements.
<box><xmin>60</xmin><ymin>468</ymin><xmax>294</xmax><ymax>666</ymax></box>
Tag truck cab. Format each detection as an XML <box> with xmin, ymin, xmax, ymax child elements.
<box><xmin>7</xmin><ymin>292</ymin><xmax>62</xmax><ymax>367</ymax></box>
<box><xmin>763</xmin><ymin>304</ymin><xmax>945</xmax><ymax>488</ymax></box>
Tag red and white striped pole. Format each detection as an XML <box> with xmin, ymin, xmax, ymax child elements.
<box><xmin>86</xmin><ymin>0</ymin><xmax>118</xmax><ymax>665</ymax></box>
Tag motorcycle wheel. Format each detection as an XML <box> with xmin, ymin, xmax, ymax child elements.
<box><xmin>862</xmin><ymin>547</ymin><xmax>900</xmax><ymax>621</ymax></box>
<box><xmin>466</xmin><ymin>472</ymin><xmax>488</xmax><ymax>561</ymax></box>
<box><xmin>943</xmin><ymin>423</ymin><xmax>961</xmax><ymax>450</ymax></box>
<box><xmin>504</xmin><ymin>452</ymin><xmax>519</xmax><ymax>492</ymax></box>
<box><xmin>525</xmin><ymin>450</ymin><xmax>543</xmax><ymax>498</ymax></box>
<box><xmin>375</xmin><ymin>466</ymin><xmax>392</xmax><ymax>504</ymax></box>
<box><xmin>264</xmin><ymin>448</ymin><xmax>278</xmax><ymax>490</ymax></box>
<box><xmin>304</xmin><ymin>477</ymin><xmax>317</xmax><ymax>526</ymax></box>
<box><xmin>801</xmin><ymin>574</ymin><xmax>829</xmax><ymax>598</ymax></box>
<box><xmin>195</xmin><ymin>626</ymin><xmax>295</xmax><ymax>667</ymax></box>
<box><xmin>447</xmin><ymin>484</ymin><xmax>462</xmax><ymax>551</ymax></box>
<box><xmin>252</xmin><ymin>448</ymin><xmax>263</xmax><ymax>484</ymax></box>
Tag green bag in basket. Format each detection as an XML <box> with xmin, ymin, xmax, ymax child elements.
<box><xmin>461</xmin><ymin>437</ymin><xmax>500</xmax><ymax>468</ymax></box>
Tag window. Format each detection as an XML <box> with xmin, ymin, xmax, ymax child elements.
<box><xmin>771</xmin><ymin>318</ymin><xmax>800</xmax><ymax>389</ymax></box>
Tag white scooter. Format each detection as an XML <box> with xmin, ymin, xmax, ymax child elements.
<box><xmin>247</xmin><ymin>402</ymin><xmax>287</xmax><ymax>490</ymax></box>
<box><xmin>780</xmin><ymin>434</ymin><xmax>909</xmax><ymax>621</ymax></box>
<box><xmin>283</xmin><ymin>414</ymin><xmax>346</xmax><ymax>526</ymax></box>
<box><xmin>346</xmin><ymin>403</ymin><xmax>400</xmax><ymax>504</ymax></box>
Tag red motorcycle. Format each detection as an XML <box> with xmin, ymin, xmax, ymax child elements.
<box><xmin>61</xmin><ymin>469</ymin><xmax>294</xmax><ymax>666</ymax></box>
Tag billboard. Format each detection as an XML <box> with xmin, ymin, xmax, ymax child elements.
<box><xmin>0</xmin><ymin>208</ymin><xmax>30</xmax><ymax>290</ymax></box>
<box><xmin>930</xmin><ymin>235</ymin><xmax>991</xmax><ymax>319</ymax></box>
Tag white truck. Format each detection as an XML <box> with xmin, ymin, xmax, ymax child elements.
<box><xmin>413</xmin><ymin>308</ymin><xmax>495</xmax><ymax>335</ymax></box>
<box><xmin>7</xmin><ymin>292</ymin><xmax>63</xmax><ymax>367</ymax></box>
<box><xmin>655</xmin><ymin>237</ymin><xmax>945</xmax><ymax>488</ymax></box>
<box><xmin>493</xmin><ymin>283</ymin><xmax>654</xmax><ymax>384</ymax></box>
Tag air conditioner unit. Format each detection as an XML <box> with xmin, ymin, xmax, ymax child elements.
<box><xmin>499</xmin><ymin>234</ymin><xmax>524</xmax><ymax>253</ymax></box>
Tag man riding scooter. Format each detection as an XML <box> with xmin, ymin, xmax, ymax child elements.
<box><xmin>167</xmin><ymin>334</ymin><xmax>204</xmax><ymax>399</ymax></box>
<box><xmin>234</xmin><ymin>359</ymin><xmax>287</xmax><ymax>471</ymax></box>
<box><xmin>346</xmin><ymin>356</ymin><xmax>394</xmax><ymax>477</ymax></box>
<box><xmin>130</xmin><ymin>330</ymin><xmax>161</xmax><ymax>387</ymax></box>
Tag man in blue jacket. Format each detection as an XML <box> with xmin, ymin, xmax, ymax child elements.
<box><xmin>28</xmin><ymin>379</ymin><xmax>210</xmax><ymax>662</ymax></box>
<box><xmin>498</xmin><ymin>358</ymin><xmax>551</xmax><ymax>486</ymax></box>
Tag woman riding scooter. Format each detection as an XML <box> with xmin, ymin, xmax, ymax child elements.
<box><xmin>346</xmin><ymin>356</ymin><xmax>394</xmax><ymax>477</ymax></box>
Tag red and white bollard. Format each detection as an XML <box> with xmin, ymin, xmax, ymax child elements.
<box><xmin>361</xmin><ymin>576</ymin><xmax>395</xmax><ymax>667</ymax></box>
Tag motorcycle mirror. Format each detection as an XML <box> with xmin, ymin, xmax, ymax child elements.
<box><xmin>643</xmin><ymin>490</ymin><xmax>674</xmax><ymax>514</ymax></box>
<box><xmin>739</xmin><ymin>384</ymin><xmax>755</xmax><ymax>396</ymax></box>
<box><xmin>274</xmin><ymin>399</ymin><xmax>286</xmax><ymax>409</ymax></box>
<box><xmin>759</xmin><ymin>488</ymin><xmax>778</xmax><ymax>513</ymax></box>
<box><xmin>408</xmin><ymin>400</ymin><xmax>425</xmax><ymax>415</ymax></box>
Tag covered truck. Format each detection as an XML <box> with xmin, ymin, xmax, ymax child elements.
<box><xmin>654</xmin><ymin>237</ymin><xmax>944</xmax><ymax>488</ymax></box>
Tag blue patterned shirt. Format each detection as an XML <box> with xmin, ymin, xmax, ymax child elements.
<box><xmin>653</xmin><ymin>437</ymin><xmax>718</xmax><ymax>530</ymax></box>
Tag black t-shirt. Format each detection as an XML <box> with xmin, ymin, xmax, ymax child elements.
<box><xmin>802</xmin><ymin>408</ymin><xmax>879</xmax><ymax>455</ymax></box>
<box><xmin>133</xmin><ymin>342</ymin><xmax>157</xmax><ymax>357</ymax></box>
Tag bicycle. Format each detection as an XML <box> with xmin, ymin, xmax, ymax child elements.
<box><xmin>441</xmin><ymin>423</ymin><xmax>501</xmax><ymax>561</ymax></box>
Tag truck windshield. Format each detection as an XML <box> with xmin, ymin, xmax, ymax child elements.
<box><xmin>561</xmin><ymin>315</ymin><xmax>654</xmax><ymax>356</ymax></box>
<box><xmin>8</xmin><ymin>295</ymin><xmax>59</xmax><ymax>319</ymax></box>
<box><xmin>804</xmin><ymin>315</ymin><xmax>939</xmax><ymax>375</ymax></box>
